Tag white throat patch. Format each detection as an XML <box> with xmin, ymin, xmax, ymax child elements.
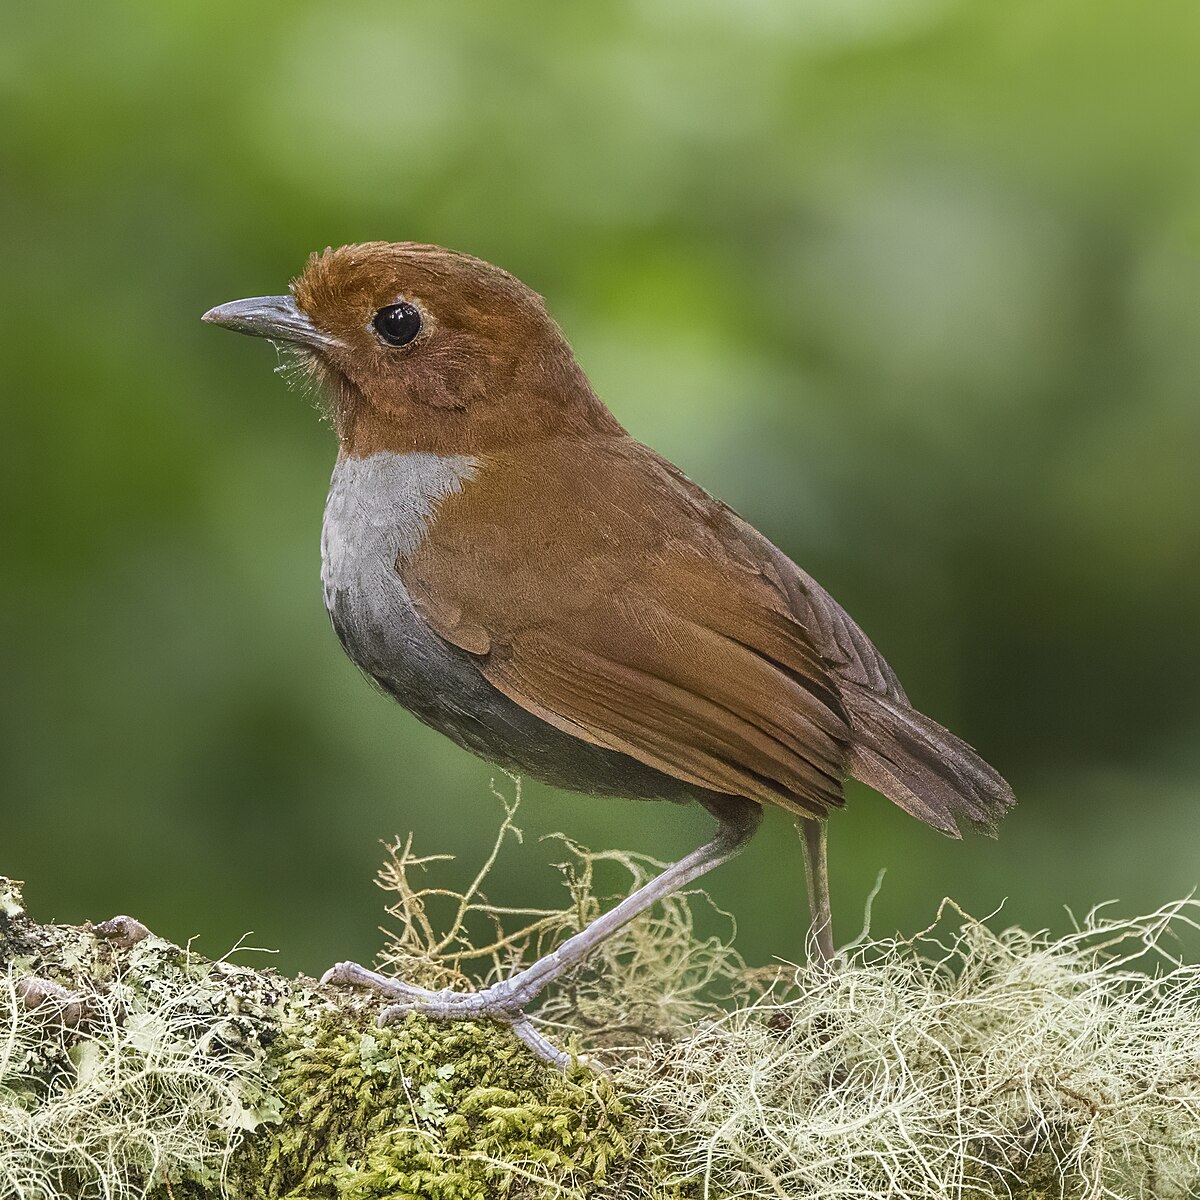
<box><xmin>320</xmin><ymin>451</ymin><xmax>478</xmax><ymax>604</ymax></box>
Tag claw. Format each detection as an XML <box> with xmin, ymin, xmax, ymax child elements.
<box><xmin>318</xmin><ymin>961</ymin><xmax>349</xmax><ymax>987</ymax></box>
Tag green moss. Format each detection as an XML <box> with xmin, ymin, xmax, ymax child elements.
<box><xmin>230</xmin><ymin>999</ymin><xmax>682</xmax><ymax>1200</ymax></box>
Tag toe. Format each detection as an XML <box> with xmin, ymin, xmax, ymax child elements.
<box><xmin>321</xmin><ymin>961</ymin><xmax>437</xmax><ymax>1001</ymax></box>
<box><xmin>320</xmin><ymin>961</ymin><xmax>357</xmax><ymax>986</ymax></box>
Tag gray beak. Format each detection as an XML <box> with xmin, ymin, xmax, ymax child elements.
<box><xmin>201</xmin><ymin>295</ymin><xmax>339</xmax><ymax>350</ymax></box>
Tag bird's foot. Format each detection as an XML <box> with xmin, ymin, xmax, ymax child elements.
<box><xmin>320</xmin><ymin>960</ymin><xmax>572</xmax><ymax>1070</ymax></box>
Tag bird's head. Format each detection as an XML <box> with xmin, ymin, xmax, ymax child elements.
<box><xmin>203</xmin><ymin>242</ymin><xmax>618</xmax><ymax>455</ymax></box>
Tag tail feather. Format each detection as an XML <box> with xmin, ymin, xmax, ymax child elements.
<box><xmin>842</xmin><ymin>682</ymin><xmax>1015</xmax><ymax>839</ymax></box>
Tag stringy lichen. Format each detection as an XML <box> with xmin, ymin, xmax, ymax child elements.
<box><xmin>622</xmin><ymin>899</ymin><xmax>1200</xmax><ymax>1199</ymax></box>
<box><xmin>3</xmin><ymin>787</ymin><xmax>1200</xmax><ymax>1199</ymax></box>
<box><xmin>0</xmin><ymin>879</ymin><xmax>281</xmax><ymax>1199</ymax></box>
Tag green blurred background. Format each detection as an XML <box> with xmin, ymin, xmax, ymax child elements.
<box><xmin>3</xmin><ymin>0</ymin><xmax>1199</xmax><ymax>977</ymax></box>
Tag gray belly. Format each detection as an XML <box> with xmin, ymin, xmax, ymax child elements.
<box><xmin>320</xmin><ymin>451</ymin><xmax>696</xmax><ymax>803</ymax></box>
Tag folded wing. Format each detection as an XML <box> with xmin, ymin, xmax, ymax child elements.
<box><xmin>400</xmin><ymin>437</ymin><xmax>855</xmax><ymax>819</ymax></box>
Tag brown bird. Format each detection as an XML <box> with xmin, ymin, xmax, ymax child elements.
<box><xmin>203</xmin><ymin>242</ymin><xmax>1014</xmax><ymax>1066</ymax></box>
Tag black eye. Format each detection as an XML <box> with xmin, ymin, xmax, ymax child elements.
<box><xmin>372</xmin><ymin>302</ymin><xmax>422</xmax><ymax>347</ymax></box>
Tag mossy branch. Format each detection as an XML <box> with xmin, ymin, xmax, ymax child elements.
<box><xmin>3</xmin><ymin>792</ymin><xmax>1200</xmax><ymax>1199</ymax></box>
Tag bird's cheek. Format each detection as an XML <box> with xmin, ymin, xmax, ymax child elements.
<box><xmin>365</xmin><ymin>358</ymin><xmax>472</xmax><ymax>415</ymax></box>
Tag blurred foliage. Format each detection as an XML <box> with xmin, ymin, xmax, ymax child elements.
<box><xmin>2</xmin><ymin>0</ymin><xmax>1198</xmax><ymax>975</ymax></box>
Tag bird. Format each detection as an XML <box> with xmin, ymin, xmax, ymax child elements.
<box><xmin>202</xmin><ymin>242</ymin><xmax>1015</xmax><ymax>1066</ymax></box>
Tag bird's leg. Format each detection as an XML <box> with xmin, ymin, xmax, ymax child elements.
<box><xmin>322</xmin><ymin>797</ymin><xmax>762</xmax><ymax>1067</ymax></box>
<box><xmin>800</xmin><ymin>818</ymin><xmax>835</xmax><ymax>962</ymax></box>
<box><xmin>439</xmin><ymin>797</ymin><xmax>763</xmax><ymax>1017</ymax></box>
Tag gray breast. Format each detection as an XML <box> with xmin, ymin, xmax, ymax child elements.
<box><xmin>321</xmin><ymin>451</ymin><xmax>478</xmax><ymax>698</ymax></box>
<box><xmin>319</xmin><ymin>451</ymin><xmax>698</xmax><ymax>804</ymax></box>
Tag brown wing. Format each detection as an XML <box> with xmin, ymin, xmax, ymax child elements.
<box><xmin>399</xmin><ymin>437</ymin><xmax>854</xmax><ymax>818</ymax></box>
<box><xmin>721</xmin><ymin>516</ymin><xmax>908</xmax><ymax>701</ymax></box>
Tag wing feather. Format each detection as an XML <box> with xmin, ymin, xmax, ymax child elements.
<box><xmin>483</xmin><ymin>623</ymin><xmax>842</xmax><ymax>816</ymax></box>
<box><xmin>399</xmin><ymin>438</ymin><xmax>856</xmax><ymax>818</ymax></box>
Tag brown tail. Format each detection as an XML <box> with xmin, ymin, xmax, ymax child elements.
<box><xmin>841</xmin><ymin>681</ymin><xmax>1015</xmax><ymax>839</ymax></box>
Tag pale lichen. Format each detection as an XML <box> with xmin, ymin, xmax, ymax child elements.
<box><xmin>622</xmin><ymin>899</ymin><xmax>1200</xmax><ymax>1199</ymax></box>
<box><xmin>0</xmin><ymin>878</ymin><xmax>282</xmax><ymax>1199</ymax></box>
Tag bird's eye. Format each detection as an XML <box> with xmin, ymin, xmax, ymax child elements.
<box><xmin>372</xmin><ymin>302</ymin><xmax>422</xmax><ymax>347</ymax></box>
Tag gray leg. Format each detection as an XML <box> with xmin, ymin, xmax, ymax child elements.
<box><xmin>323</xmin><ymin>797</ymin><xmax>763</xmax><ymax>1067</ymax></box>
<box><xmin>801</xmin><ymin>818</ymin><xmax>835</xmax><ymax>962</ymax></box>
